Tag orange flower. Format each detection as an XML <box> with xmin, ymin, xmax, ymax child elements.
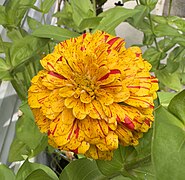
<box><xmin>28</xmin><ymin>31</ymin><xmax>158</xmax><ymax>160</ymax></box>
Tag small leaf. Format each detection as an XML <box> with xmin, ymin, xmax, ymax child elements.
<box><xmin>59</xmin><ymin>158</ymin><xmax>105</xmax><ymax>180</ymax></box>
<box><xmin>0</xmin><ymin>164</ymin><xmax>15</xmax><ymax>180</ymax></box>
<box><xmin>139</xmin><ymin>0</ymin><xmax>158</xmax><ymax>10</ymax></box>
<box><xmin>94</xmin><ymin>7</ymin><xmax>139</xmax><ymax>34</ymax></box>
<box><xmin>40</xmin><ymin>0</ymin><xmax>56</xmax><ymax>14</ymax></box>
<box><xmin>0</xmin><ymin>57</ymin><xmax>12</xmax><ymax>80</ymax></box>
<box><xmin>157</xmin><ymin>92</ymin><xmax>176</xmax><ymax>107</ymax></box>
<box><xmin>16</xmin><ymin>159</ymin><xmax>58</xmax><ymax>180</ymax></box>
<box><xmin>25</xmin><ymin>169</ymin><xmax>55</xmax><ymax>180</ymax></box>
<box><xmin>10</xmin><ymin>35</ymin><xmax>49</xmax><ymax>67</ymax></box>
<box><xmin>156</xmin><ymin>69</ymin><xmax>182</xmax><ymax>91</ymax></box>
<box><xmin>168</xmin><ymin>90</ymin><xmax>185</xmax><ymax>124</ymax></box>
<box><xmin>32</xmin><ymin>25</ymin><xmax>80</xmax><ymax>41</ymax></box>
<box><xmin>142</xmin><ymin>47</ymin><xmax>162</xmax><ymax>70</ymax></box>
<box><xmin>152</xmin><ymin>106</ymin><xmax>185</xmax><ymax>180</ymax></box>
<box><xmin>158</xmin><ymin>38</ymin><xmax>175</xmax><ymax>52</ymax></box>
<box><xmin>0</xmin><ymin>6</ymin><xmax>7</xmax><ymax>25</ymax></box>
<box><xmin>27</xmin><ymin>16</ymin><xmax>42</xmax><ymax>31</ymax></box>
<box><xmin>154</xmin><ymin>24</ymin><xmax>180</xmax><ymax>37</ymax></box>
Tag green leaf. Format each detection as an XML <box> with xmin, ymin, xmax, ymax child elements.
<box><xmin>157</xmin><ymin>91</ymin><xmax>176</xmax><ymax>108</ymax></box>
<box><xmin>94</xmin><ymin>7</ymin><xmax>139</xmax><ymax>34</ymax></box>
<box><xmin>25</xmin><ymin>169</ymin><xmax>55</xmax><ymax>180</ymax></box>
<box><xmin>96</xmin><ymin>145</ymin><xmax>125</xmax><ymax>177</ymax></box>
<box><xmin>152</xmin><ymin>15</ymin><xmax>167</xmax><ymax>24</ymax></box>
<box><xmin>139</xmin><ymin>0</ymin><xmax>158</xmax><ymax>10</ymax></box>
<box><xmin>16</xmin><ymin>159</ymin><xmax>58</xmax><ymax>180</ymax></box>
<box><xmin>59</xmin><ymin>158</ymin><xmax>106</xmax><ymax>180</ymax></box>
<box><xmin>8</xmin><ymin>138</ymin><xmax>32</xmax><ymax>162</ymax></box>
<box><xmin>142</xmin><ymin>47</ymin><xmax>162</xmax><ymax>70</ymax></box>
<box><xmin>0</xmin><ymin>57</ymin><xmax>12</xmax><ymax>80</ymax></box>
<box><xmin>156</xmin><ymin>69</ymin><xmax>182</xmax><ymax>91</ymax></box>
<box><xmin>0</xmin><ymin>6</ymin><xmax>7</xmax><ymax>25</ymax></box>
<box><xmin>0</xmin><ymin>41</ymin><xmax>11</xmax><ymax>53</ymax></box>
<box><xmin>173</xmin><ymin>37</ymin><xmax>185</xmax><ymax>47</ymax></box>
<box><xmin>158</xmin><ymin>38</ymin><xmax>175</xmax><ymax>52</ymax></box>
<box><xmin>40</xmin><ymin>0</ymin><xmax>56</xmax><ymax>14</ymax></box>
<box><xmin>78</xmin><ymin>17</ymin><xmax>103</xmax><ymax>31</ymax></box>
<box><xmin>16</xmin><ymin>102</ymin><xmax>46</xmax><ymax>149</ymax></box>
<box><xmin>10</xmin><ymin>35</ymin><xmax>48</xmax><ymax>67</ymax></box>
<box><xmin>32</xmin><ymin>25</ymin><xmax>80</xmax><ymax>41</ymax></box>
<box><xmin>152</xmin><ymin>106</ymin><xmax>185</xmax><ymax>180</ymax></box>
<box><xmin>7</xmin><ymin>29</ymin><xmax>24</xmax><ymax>42</ymax></box>
<box><xmin>167</xmin><ymin>16</ymin><xmax>185</xmax><ymax>33</ymax></box>
<box><xmin>5</xmin><ymin>0</ymin><xmax>37</xmax><ymax>27</ymax></box>
<box><xmin>8</xmin><ymin>102</ymin><xmax>48</xmax><ymax>162</ymax></box>
<box><xmin>0</xmin><ymin>164</ymin><xmax>15</xmax><ymax>180</ymax></box>
<box><xmin>168</xmin><ymin>90</ymin><xmax>185</xmax><ymax>124</ymax></box>
<box><xmin>27</xmin><ymin>16</ymin><xmax>42</xmax><ymax>31</ymax></box>
<box><xmin>154</xmin><ymin>24</ymin><xmax>180</xmax><ymax>37</ymax></box>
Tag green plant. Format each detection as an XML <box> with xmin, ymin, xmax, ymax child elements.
<box><xmin>0</xmin><ymin>0</ymin><xmax>185</xmax><ymax>179</ymax></box>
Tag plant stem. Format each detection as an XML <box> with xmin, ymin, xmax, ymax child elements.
<box><xmin>148</xmin><ymin>13</ymin><xmax>160</xmax><ymax>52</ymax></box>
<box><xmin>168</xmin><ymin>0</ymin><xmax>173</xmax><ymax>16</ymax></box>
<box><xmin>136</xmin><ymin>0</ymin><xmax>139</xmax><ymax>5</ymax></box>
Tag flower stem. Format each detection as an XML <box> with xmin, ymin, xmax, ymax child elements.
<box><xmin>148</xmin><ymin>13</ymin><xmax>160</xmax><ymax>52</ymax></box>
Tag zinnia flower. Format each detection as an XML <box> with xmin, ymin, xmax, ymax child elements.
<box><xmin>28</xmin><ymin>31</ymin><xmax>158</xmax><ymax>160</ymax></box>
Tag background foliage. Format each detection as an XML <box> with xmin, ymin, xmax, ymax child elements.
<box><xmin>0</xmin><ymin>0</ymin><xmax>185</xmax><ymax>179</ymax></box>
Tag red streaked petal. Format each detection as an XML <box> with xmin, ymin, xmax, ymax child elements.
<box><xmin>110</xmin><ymin>69</ymin><xmax>121</xmax><ymax>74</ymax></box>
<box><xmin>107</xmin><ymin>37</ymin><xmax>119</xmax><ymax>46</ymax></box>
<box><xmin>123</xmin><ymin>115</ymin><xmax>135</xmax><ymax>130</ymax></box>
<box><xmin>48</xmin><ymin>71</ymin><xmax>67</xmax><ymax>80</ymax></box>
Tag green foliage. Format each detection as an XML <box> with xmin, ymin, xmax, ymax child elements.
<box><xmin>8</xmin><ymin>102</ymin><xmax>47</xmax><ymax>162</ymax></box>
<box><xmin>16</xmin><ymin>159</ymin><xmax>59</xmax><ymax>180</ymax></box>
<box><xmin>0</xmin><ymin>164</ymin><xmax>15</xmax><ymax>180</ymax></box>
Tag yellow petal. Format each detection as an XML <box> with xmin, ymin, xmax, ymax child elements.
<box><xmin>59</xmin><ymin>86</ymin><xmax>75</xmax><ymax>97</ymax></box>
<box><xmin>96</xmin><ymin>89</ymin><xmax>114</xmax><ymax>106</ymax></box>
<box><xmin>64</xmin><ymin>96</ymin><xmax>78</xmax><ymax>108</ymax></box>
<box><xmin>80</xmin><ymin>90</ymin><xmax>92</xmax><ymax>103</ymax></box>
<box><xmin>61</xmin><ymin>108</ymin><xmax>75</xmax><ymax>125</ymax></box>
<box><xmin>73</xmin><ymin>101</ymin><xmax>87</xmax><ymax>119</ymax></box>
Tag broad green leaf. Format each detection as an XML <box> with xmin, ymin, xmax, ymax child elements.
<box><xmin>0</xmin><ymin>164</ymin><xmax>15</xmax><ymax>180</ymax></box>
<box><xmin>94</xmin><ymin>7</ymin><xmax>139</xmax><ymax>34</ymax></box>
<box><xmin>32</xmin><ymin>25</ymin><xmax>80</xmax><ymax>41</ymax></box>
<box><xmin>16</xmin><ymin>102</ymin><xmax>46</xmax><ymax>149</ymax></box>
<box><xmin>167</xmin><ymin>16</ymin><xmax>185</xmax><ymax>33</ymax></box>
<box><xmin>7</xmin><ymin>29</ymin><xmax>24</xmax><ymax>42</ymax></box>
<box><xmin>10</xmin><ymin>35</ymin><xmax>48</xmax><ymax>67</ymax></box>
<box><xmin>173</xmin><ymin>37</ymin><xmax>185</xmax><ymax>47</ymax></box>
<box><xmin>8</xmin><ymin>135</ymin><xmax>47</xmax><ymax>162</ymax></box>
<box><xmin>5</xmin><ymin>0</ymin><xmax>37</xmax><ymax>27</ymax></box>
<box><xmin>151</xmin><ymin>15</ymin><xmax>167</xmax><ymax>24</ymax></box>
<box><xmin>0</xmin><ymin>57</ymin><xmax>12</xmax><ymax>80</ymax></box>
<box><xmin>130</xmin><ymin>5</ymin><xmax>149</xmax><ymax>27</ymax></box>
<box><xmin>156</xmin><ymin>69</ymin><xmax>182</xmax><ymax>91</ymax></box>
<box><xmin>59</xmin><ymin>158</ymin><xmax>106</xmax><ymax>180</ymax></box>
<box><xmin>40</xmin><ymin>0</ymin><xmax>56</xmax><ymax>14</ymax></box>
<box><xmin>70</xmin><ymin>0</ymin><xmax>95</xmax><ymax>27</ymax></box>
<box><xmin>0</xmin><ymin>6</ymin><xmax>7</xmax><ymax>25</ymax></box>
<box><xmin>142</xmin><ymin>47</ymin><xmax>162</xmax><ymax>70</ymax></box>
<box><xmin>168</xmin><ymin>90</ymin><xmax>185</xmax><ymax>124</ymax></box>
<box><xmin>139</xmin><ymin>0</ymin><xmax>158</xmax><ymax>10</ymax></box>
<box><xmin>27</xmin><ymin>16</ymin><xmax>42</xmax><ymax>31</ymax></box>
<box><xmin>157</xmin><ymin>92</ymin><xmax>176</xmax><ymax>107</ymax></box>
<box><xmin>143</xmin><ymin>32</ymin><xmax>154</xmax><ymax>45</ymax></box>
<box><xmin>78</xmin><ymin>17</ymin><xmax>103</xmax><ymax>31</ymax></box>
<box><xmin>8</xmin><ymin>102</ymin><xmax>48</xmax><ymax>162</ymax></box>
<box><xmin>158</xmin><ymin>38</ymin><xmax>175</xmax><ymax>52</ymax></box>
<box><xmin>8</xmin><ymin>138</ymin><xmax>32</xmax><ymax>162</ymax></box>
<box><xmin>25</xmin><ymin>169</ymin><xmax>55</xmax><ymax>180</ymax></box>
<box><xmin>16</xmin><ymin>159</ymin><xmax>58</xmax><ymax>180</ymax></box>
<box><xmin>154</xmin><ymin>24</ymin><xmax>180</xmax><ymax>37</ymax></box>
<box><xmin>152</xmin><ymin>106</ymin><xmax>185</xmax><ymax>180</ymax></box>
<box><xmin>0</xmin><ymin>41</ymin><xmax>11</xmax><ymax>53</ymax></box>
<box><xmin>96</xmin><ymin>145</ymin><xmax>125</xmax><ymax>177</ymax></box>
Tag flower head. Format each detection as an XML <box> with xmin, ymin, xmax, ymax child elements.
<box><xmin>28</xmin><ymin>31</ymin><xmax>158</xmax><ymax>160</ymax></box>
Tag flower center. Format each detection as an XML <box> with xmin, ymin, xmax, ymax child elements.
<box><xmin>74</xmin><ymin>74</ymin><xmax>96</xmax><ymax>98</ymax></box>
